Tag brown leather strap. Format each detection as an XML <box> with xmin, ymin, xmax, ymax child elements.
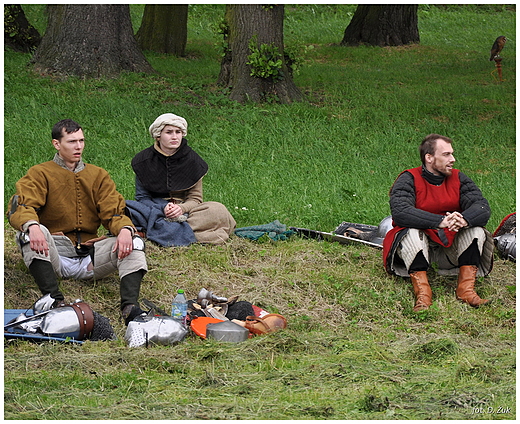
<box><xmin>71</xmin><ymin>303</ymin><xmax>94</xmax><ymax>340</ymax></box>
<box><xmin>245</xmin><ymin>316</ymin><xmax>271</xmax><ymax>334</ymax></box>
<box><xmin>245</xmin><ymin>314</ymin><xmax>287</xmax><ymax>335</ymax></box>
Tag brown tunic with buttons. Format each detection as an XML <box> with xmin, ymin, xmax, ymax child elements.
<box><xmin>8</xmin><ymin>154</ymin><xmax>134</xmax><ymax>246</ymax></box>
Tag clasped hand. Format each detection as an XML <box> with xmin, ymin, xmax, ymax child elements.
<box><xmin>439</xmin><ymin>211</ymin><xmax>467</xmax><ymax>232</ymax></box>
<box><xmin>164</xmin><ymin>202</ymin><xmax>183</xmax><ymax>220</ymax></box>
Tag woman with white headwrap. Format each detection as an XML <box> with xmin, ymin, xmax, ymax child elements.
<box><xmin>131</xmin><ymin>113</ymin><xmax>236</xmax><ymax>244</ymax></box>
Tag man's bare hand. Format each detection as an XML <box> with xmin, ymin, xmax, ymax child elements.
<box><xmin>114</xmin><ymin>228</ymin><xmax>133</xmax><ymax>259</ymax></box>
<box><xmin>28</xmin><ymin>224</ymin><xmax>49</xmax><ymax>256</ymax></box>
<box><xmin>439</xmin><ymin>212</ymin><xmax>468</xmax><ymax>232</ymax></box>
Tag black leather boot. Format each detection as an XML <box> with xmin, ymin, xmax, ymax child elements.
<box><xmin>120</xmin><ymin>270</ymin><xmax>145</xmax><ymax>325</ymax></box>
<box><xmin>28</xmin><ymin>259</ymin><xmax>64</xmax><ymax>302</ymax></box>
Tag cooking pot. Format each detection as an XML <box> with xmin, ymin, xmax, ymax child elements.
<box><xmin>206</xmin><ymin>320</ymin><xmax>249</xmax><ymax>343</ymax></box>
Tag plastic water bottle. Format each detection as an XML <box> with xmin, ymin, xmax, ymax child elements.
<box><xmin>171</xmin><ymin>289</ymin><xmax>187</xmax><ymax>323</ymax></box>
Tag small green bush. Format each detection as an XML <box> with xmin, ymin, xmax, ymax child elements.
<box><xmin>247</xmin><ymin>35</ymin><xmax>283</xmax><ymax>80</ymax></box>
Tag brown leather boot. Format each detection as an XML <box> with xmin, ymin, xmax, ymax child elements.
<box><xmin>456</xmin><ymin>265</ymin><xmax>490</xmax><ymax>307</ymax></box>
<box><xmin>410</xmin><ymin>271</ymin><xmax>433</xmax><ymax>312</ymax></box>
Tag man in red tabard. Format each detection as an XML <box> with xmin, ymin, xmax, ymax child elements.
<box><xmin>383</xmin><ymin>134</ymin><xmax>493</xmax><ymax>312</ymax></box>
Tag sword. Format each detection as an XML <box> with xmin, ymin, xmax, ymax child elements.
<box><xmin>290</xmin><ymin>226</ymin><xmax>383</xmax><ymax>249</ymax></box>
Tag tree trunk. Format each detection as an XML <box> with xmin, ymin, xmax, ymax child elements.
<box><xmin>218</xmin><ymin>4</ymin><xmax>302</xmax><ymax>104</ymax></box>
<box><xmin>4</xmin><ymin>4</ymin><xmax>41</xmax><ymax>52</ymax></box>
<box><xmin>31</xmin><ymin>4</ymin><xmax>154</xmax><ymax>78</ymax></box>
<box><xmin>341</xmin><ymin>5</ymin><xmax>419</xmax><ymax>47</ymax></box>
<box><xmin>136</xmin><ymin>5</ymin><xmax>188</xmax><ymax>56</ymax></box>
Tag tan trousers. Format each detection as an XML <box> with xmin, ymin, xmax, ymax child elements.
<box><xmin>393</xmin><ymin>226</ymin><xmax>494</xmax><ymax>277</ymax></box>
<box><xmin>186</xmin><ymin>201</ymin><xmax>236</xmax><ymax>244</ymax></box>
<box><xmin>17</xmin><ymin>224</ymin><xmax>147</xmax><ymax>280</ymax></box>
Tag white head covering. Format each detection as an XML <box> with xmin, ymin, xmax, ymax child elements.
<box><xmin>149</xmin><ymin>113</ymin><xmax>188</xmax><ymax>139</ymax></box>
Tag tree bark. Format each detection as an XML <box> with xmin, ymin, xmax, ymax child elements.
<box><xmin>218</xmin><ymin>4</ymin><xmax>302</xmax><ymax>104</ymax></box>
<box><xmin>31</xmin><ymin>4</ymin><xmax>154</xmax><ymax>78</ymax></box>
<box><xmin>341</xmin><ymin>5</ymin><xmax>419</xmax><ymax>47</ymax></box>
<box><xmin>4</xmin><ymin>4</ymin><xmax>41</xmax><ymax>52</ymax></box>
<box><xmin>136</xmin><ymin>5</ymin><xmax>188</xmax><ymax>56</ymax></box>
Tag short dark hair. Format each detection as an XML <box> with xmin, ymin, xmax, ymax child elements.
<box><xmin>419</xmin><ymin>134</ymin><xmax>453</xmax><ymax>165</ymax></box>
<box><xmin>52</xmin><ymin>119</ymin><xmax>82</xmax><ymax>140</ymax></box>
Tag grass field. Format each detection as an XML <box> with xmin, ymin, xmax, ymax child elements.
<box><xmin>3</xmin><ymin>5</ymin><xmax>516</xmax><ymax>420</ymax></box>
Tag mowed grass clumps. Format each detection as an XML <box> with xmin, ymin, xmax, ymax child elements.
<box><xmin>4</xmin><ymin>4</ymin><xmax>516</xmax><ymax>420</ymax></box>
<box><xmin>4</xmin><ymin>224</ymin><xmax>516</xmax><ymax>420</ymax></box>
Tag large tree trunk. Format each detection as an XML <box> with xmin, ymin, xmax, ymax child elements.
<box><xmin>341</xmin><ymin>5</ymin><xmax>419</xmax><ymax>47</ymax></box>
<box><xmin>218</xmin><ymin>4</ymin><xmax>302</xmax><ymax>104</ymax></box>
<box><xmin>31</xmin><ymin>4</ymin><xmax>154</xmax><ymax>78</ymax></box>
<box><xmin>4</xmin><ymin>4</ymin><xmax>41</xmax><ymax>52</ymax></box>
<box><xmin>136</xmin><ymin>4</ymin><xmax>188</xmax><ymax>56</ymax></box>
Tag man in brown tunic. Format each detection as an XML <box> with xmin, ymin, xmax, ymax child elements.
<box><xmin>8</xmin><ymin>119</ymin><xmax>148</xmax><ymax>325</ymax></box>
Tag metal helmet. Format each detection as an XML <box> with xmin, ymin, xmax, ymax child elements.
<box><xmin>40</xmin><ymin>302</ymin><xmax>94</xmax><ymax>340</ymax></box>
<box><xmin>125</xmin><ymin>316</ymin><xmax>188</xmax><ymax>348</ymax></box>
<box><xmin>377</xmin><ymin>216</ymin><xmax>393</xmax><ymax>238</ymax></box>
<box><xmin>495</xmin><ymin>233</ymin><xmax>516</xmax><ymax>262</ymax></box>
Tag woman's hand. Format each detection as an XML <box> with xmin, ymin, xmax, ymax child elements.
<box><xmin>164</xmin><ymin>202</ymin><xmax>183</xmax><ymax>219</ymax></box>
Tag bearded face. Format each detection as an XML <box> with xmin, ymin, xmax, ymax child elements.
<box><xmin>425</xmin><ymin>139</ymin><xmax>455</xmax><ymax>176</ymax></box>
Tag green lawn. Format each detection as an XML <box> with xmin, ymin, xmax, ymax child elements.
<box><xmin>4</xmin><ymin>5</ymin><xmax>516</xmax><ymax>420</ymax></box>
